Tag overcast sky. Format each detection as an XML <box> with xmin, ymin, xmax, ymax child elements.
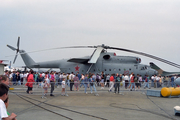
<box><xmin>0</xmin><ymin>0</ymin><xmax>180</xmax><ymax>72</ymax></box>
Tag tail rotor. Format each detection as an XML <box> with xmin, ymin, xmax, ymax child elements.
<box><xmin>7</xmin><ymin>36</ymin><xmax>20</xmax><ymax>64</ymax></box>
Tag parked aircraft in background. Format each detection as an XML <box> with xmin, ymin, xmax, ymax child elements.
<box><xmin>150</xmin><ymin>62</ymin><xmax>180</xmax><ymax>76</ymax></box>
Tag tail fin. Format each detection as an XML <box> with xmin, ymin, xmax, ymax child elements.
<box><xmin>19</xmin><ymin>50</ymin><xmax>39</xmax><ymax>68</ymax></box>
<box><xmin>149</xmin><ymin>62</ymin><xmax>164</xmax><ymax>75</ymax></box>
<box><xmin>7</xmin><ymin>37</ymin><xmax>39</xmax><ymax>68</ymax></box>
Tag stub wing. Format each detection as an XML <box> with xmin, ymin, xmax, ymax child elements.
<box><xmin>67</xmin><ymin>58</ymin><xmax>89</xmax><ymax>64</ymax></box>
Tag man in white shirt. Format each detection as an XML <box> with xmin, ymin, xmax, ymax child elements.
<box><xmin>69</xmin><ymin>72</ymin><xmax>74</xmax><ymax>91</ymax></box>
<box><xmin>124</xmin><ymin>74</ymin><xmax>129</xmax><ymax>89</ymax></box>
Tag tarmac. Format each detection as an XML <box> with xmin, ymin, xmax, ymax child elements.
<box><xmin>7</xmin><ymin>85</ymin><xmax>180</xmax><ymax>120</ymax></box>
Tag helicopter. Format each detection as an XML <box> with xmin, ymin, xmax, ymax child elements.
<box><xmin>7</xmin><ymin>37</ymin><xmax>180</xmax><ymax>77</ymax></box>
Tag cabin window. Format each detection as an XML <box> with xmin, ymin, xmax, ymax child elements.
<box><xmin>119</xmin><ymin>69</ymin><xmax>121</xmax><ymax>71</ymax></box>
<box><xmin>109</xmin><ymin>69</ymin><xmax>111</xmax><ymax>71</ymax></box>
<box><xmin>129</xmin><ymin>68</ymin><xmax>131</xmax><ymax>71</ymax></box>
<box><xmin>105</xmin><ymin>69</ymin><xmax>106</xmax><ymax>71</ymax></box>
<box><xmin>94</xmin><ymin>69</ymin><xmax>96</xmax><ymax>71</ymax></box>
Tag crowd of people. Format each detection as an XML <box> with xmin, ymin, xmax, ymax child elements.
<box><xmin>3</xmin><ymin>70</ymin><xmax>180</xmax><ymax>94</ymax></box>
<box><xmin>0</xmin><ymin>69</ymin><xmax>180</xmax><ymax>119</ymax></box>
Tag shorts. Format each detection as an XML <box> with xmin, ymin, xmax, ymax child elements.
<box><xmin>44</xmin><ymin>88</ymin><xmax>48</xmax><ymax>91</ymax></box>
<box><xmin>28</xmin><ymin>87</ymin><xmax>32</xmax><ymax>91</ymax></box>
<box><xmin>62</xmin><ymin>85</ymin><xmax>65</xmax><ymax>88</ymax></box>
<box><xmin>100</xmin><ymin>79</ymin><xmax>104</xmax><ymax>83</ymax></box>
<box><xmin>135</xmin><ymin>83</ymin><xmax>140</xmax><ymax>87</ymax></box>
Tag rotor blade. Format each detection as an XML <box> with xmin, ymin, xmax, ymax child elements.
<box><xmin>108</xmin><ymin>47</ymin><xmax>180</xmax><ymax>69</ymax></box>
<box><xmin>88</xmin><ymin>47</ymin><xmax>104</xmax><ymax>63</ymax></box>
<box><xmin>17</xmin><ymin>36</ymin><xmax>20</xmax><ymax>50</ymax></box>
<box><xmin>13</xmin><ymin>53</ymin><xmax>18</xmax><ymax>64</ymax></box>
<box><xmin>16</xmin><ymin>46</ymin><xmax>95</xmax><ymax>55</ymax></box>
<box><xmin>5</xmin><ymin>45</ymin><xmax>96</xmax><ymax>57</ymax></box>
<box><xmin>7</xmin><ymin>45</ymin><xmax>17</xmax><ymax>51</ymax></box>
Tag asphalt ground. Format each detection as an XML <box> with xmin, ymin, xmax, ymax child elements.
<box><xmin>7</xmin><ymin>85</ymin><xmax>180</xmax><ymax>120</ymax></box>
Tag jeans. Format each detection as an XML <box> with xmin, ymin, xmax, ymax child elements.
<box><xmin>18</xmin><ymin>80</ymin><xmax>21</xmax><ymax>85</ymax></box>
<box><xmin>55</xmin><ymin>79</ymin><xmax>59</xmax><ymax>86</ymax></box>
<box><xmin>109</xmin><ymin>81</ymin><xmax>114</xmax><ymax>91</ymax></box>
<box><xmin>90</xmin><ymin>84</ymin><xmax>97</xmax><ymax>93</ymax></box>
<box><xmin>59</xmin><ymin>79</ymin><xmax>62</xmax><ymax>85</ymax></box>
<box><xmin>114</xmin><ymin>83</ymin><xmax>120</xmax><ymax>93</ymax></box>
<box><xmin>130</xmin><ymin>83</ymin><xmax>135</xmax><ymax>90</ymax></box>
<box><xmin>70</xmin><ymin>82</ymin><xmax>74</xmax><ymax>91</ymax></box>
<box><xmin>67</xmin><ymin>80</ymin><xmax>70</xmax><ymax>87</ymax></box>
<box><xmin>84</xmin><ymin>84</ymin><xmax>88</xmax><ymax>93</ymax></box>
<box><xmin>80</xmin><ymin>79</ymin><xmax>84</xmax><ymax>87</ymax></box>
<box><xmin>171</xmin><ymin>81</ymin><xmax>176</xmax><ymax>87</ymax></box>
<box><xmin>50</xmin><ymin>82</ymin><xmax>55</xmax><ymax>94</ymax></box>
<box><xmin>144</xmin><ymin>82</ymin><xmax>149</xmax><ymax>88</ymax></box>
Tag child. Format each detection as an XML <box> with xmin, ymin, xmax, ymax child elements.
<box><xmin>61</xmin><ymin>78</ymin><xmax>66</xmax><ymax>96</ymax></box>
<box><xmin>43</xmin><ymin>80</ymin><xmax>49</xmax><ymax>96</ymax></box>
<box><xmin>0</xmin><ymin>83</ymin><xmax>17</xmax><ymax>120</ymax></box>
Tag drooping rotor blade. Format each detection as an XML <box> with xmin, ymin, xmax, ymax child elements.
<box><xmin>108</xmin><ymin>46</ymin><xmax>180</xmax><ymax>69</ymax></box>
<box><xmin>13</xmin><ymin>53</ymin><xmax>18</xmax><ymax>64</ymax></box>
<box><xmin>7</xmin><ymin>45</ymin><xmax>17</xmax><ymax>51</ymax></box>
<box><xmin>17</xmin><ymin>37</ymin><xmax>20</xmax><ymax>50</ymax></box>
<box><xmin>6</xmin><ymin>45</ymin><xmax>96</xmax><ymax>57</ymax></box>
<box><xmin>14</xmin><ymin>46</ymin><xmax>96</xmax><ymax>55</ymax></box>
<box><xmin>88</xmin><ymin>47</ymin><xmax>104</xmax><ymax>63</ymax></box>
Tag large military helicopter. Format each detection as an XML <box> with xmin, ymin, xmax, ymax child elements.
<box><xmin>7</xmin><ymin>37</ymin><xmax>180</xmax><ymax>76</ymax></box>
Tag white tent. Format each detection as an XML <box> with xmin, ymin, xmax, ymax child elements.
<box><xmin>0</xmin><ymin>63</ymin><xmax>7</xmax><ymax>75</ymax></box>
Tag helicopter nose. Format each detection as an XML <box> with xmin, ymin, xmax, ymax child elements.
<box><xmin>175</xmin><ymin>78</ymin><xmax>180</xmax><ymax>86</ymax></box>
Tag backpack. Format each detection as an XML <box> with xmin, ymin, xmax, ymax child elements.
<box><xmin>67</xmin><ymin>75</ymin><xmax>69</xmax><ymax>80</ymax></box>
<box><xmin>134</xmin><ymin>77</ymin><xmax>138</xmax><ymax>83</ymax></box>
<box><xmin>117</xmin><ymin>77</ymin><xmax>120</xmax><ymax>82</ymax></box>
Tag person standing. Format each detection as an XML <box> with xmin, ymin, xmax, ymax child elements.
<box><xmin>106</xmin><ymin>74</ymin><xmax>110</xmax><ymax>88</ymax></box>
<box><xmin>124</xmin><ymin>74</ymin><xmax>129</xmax><ymax>89</ymax></box>
<box><xmin>100</xmin><ymin>72</ymin><xmax>105</xmax><ymax>89</ymax></box>
<box><xmin>144</xmin><ymin>75</ymin><xmax>149</xmax><ymax>89</ymax></box>
<box><xmin>171</xmin><ymin>76</ymin><xmax>175</xmax><ymax>87</ymax></box>
<box><xmin>59</xmin><ymin>73</ymin><xmax>63</xmax><ymax>85</ymax></box>
<box><xmin>96</xmin><ymin>74</ymin><xmax>100</xmax><ymax>86</ymax></box>
<box><xmin>84</xmin><ymin>74</ymin><xmax>89</xmax><ymax>94</ymax></box>
<box><xmin>114</xmin><ymin>73</ymin><xmax>121</xmax><ymax>94</ymax></box>
<box><xmin>89</xmin><ymin>75</ymin><xmax>98</xmax><ymax>96</ymax></box>
<box><xmin>61</xmin><ymin>78</ymin><xmax>66</xmax><ymax>96</ymax></box>
<box><xmin>49</xmin><ymin>71</ymin><xmax>55</xmax><ymax>96</ymax></box>
<box><xmin>73</xmin><ymin>74</ymin><xmax>80</xmax><ymax>91</ymax></box>
<box><xmin>130</xmin><ymin>74</ymin><xmax>135</xmax><ymax>91</ymax></box>
<box><xmin>154</xmin><ymin>75</ymin><xmax>157</xmax><ymax>88</ymax></box>
<box><xmin>26</xmin><ymin>70</ymin><xmax>35</xmax><ymax>94</ymax></box>
<box><xmin>69</xmin><ymin>72</ymin><xmax>74</xmax><ymax>91</ymax></box>
<box><xmin>109</xmin><ymin>74</ymin><xmax>115</xmax><ymax>92</ymax></box>
<box><xmin>16</xmin><ymin>72</ymin><xmax>21</xmax><ymax>85</ymax></box>
<box><xmin>23</xmin><ymin>72</ymin><xmax>27</xmax><ymax>85</ymax></box>
<box><xmin>80</xmin><ymin>74</ymin><xmax>85</xmax><ymax>88</ymax></box>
